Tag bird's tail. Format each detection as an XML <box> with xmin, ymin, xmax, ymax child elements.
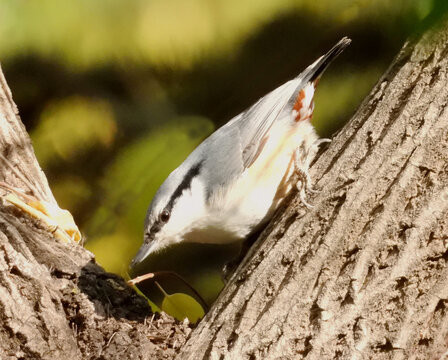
<box><xmin>303</xmin><ymin>37</ymin><xmax>351</xmax><ymax>83</ymax></box>
<box><xmin>241</xmin><ymin>37</ymin><xmax>351</xmax><ymax>167</ymax></box>
<box><xmin>286</xmin><ymin>37</ymin><xmax>351</xmax><ymax>110</ymax></box>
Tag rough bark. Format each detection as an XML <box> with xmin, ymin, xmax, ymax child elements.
<box><xmin>2</xmin><ymin>12</ymin><xmax>448</xmax><ymax>360</ymax></box>
<box><xmin>0</xmin><ymin>68</ymin><xmax>189</xmax><ymax>359</ymax></box>
<box><xmin>0</xmin><ymin>70</ymin><xmax>55</xmax><ymax>204</ymax></box>
<box><xmin>177</xmin><ymin>16</ymin><xmax>448</xmax><ymax>360</ymax></box>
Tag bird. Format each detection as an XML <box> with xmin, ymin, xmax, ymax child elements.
<box><xmin>130</xmin><ymin>37</ymin><xmax>351</xmax><ymax>268</ymax></box>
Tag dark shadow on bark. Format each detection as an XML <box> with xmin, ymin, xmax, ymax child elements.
<box><xmin>78</xmin><ymin>261</ymin><xmax>151</xmax><ymax>321</ymax></box>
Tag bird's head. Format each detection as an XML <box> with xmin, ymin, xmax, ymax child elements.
<box><xmin>130</xmin><ymin>161</ymin><xmax>206</xmax><ymax>269</ymax></box>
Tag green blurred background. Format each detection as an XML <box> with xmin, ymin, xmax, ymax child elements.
<box><xmin>0</xmin><ymin>0</ymin><xmax>444</xmax><ymax>320</ymax></box>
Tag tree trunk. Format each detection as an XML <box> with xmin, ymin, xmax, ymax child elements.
<box><xmin>2</xmin><ymin>12</ymin><xmax>448</xmax><ymax>360</ymax></box>
<box><xmin>177</xmin><ymin>15</ymin><xmax>448</xmax><ymax>360</ymax></box>
<box><xmin>0</xmin><ymin>69</ymin><xmax>190</xmax><ymax>359</ymax></box>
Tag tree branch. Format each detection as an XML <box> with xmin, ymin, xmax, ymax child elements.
<box><xmin>0</xmin><ymin>64</ymin><xmax>189</xmax><ymax>360</ymax></box>
<box><xmin>0</xmin><ymin>69</ymin><xmax>55</xmax><ymax>202</ymax></box>
<box><xmin>2</xmin><ymin>12</ymin><xmax>448</xmax><ymax>360</ymax></box>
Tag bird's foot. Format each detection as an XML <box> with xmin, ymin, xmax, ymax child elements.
<box><xmin>294</xmin><ymin>137</ymin><xmax>331</xmax><ymax>208</ymax></box>
<box><xmin>295</xmin><ymin>169</ymin><xmax>314</xmax><ymax>209</ymax></box>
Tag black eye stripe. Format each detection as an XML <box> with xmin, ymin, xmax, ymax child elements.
<box><xmin>146</xmin><ymin>161</ymin><xmax>203</xmax><ymax>239</ymax></box>
<box><xmin>165</xmin><ymin>161</ymin><xmax>203</xmax><ymax>212</ymax></box>
<box><xmin>144</xmin><ymin>231</ymin><xmax>155</xmax><ymax>244</ymax></box>
<box><xmin>151</xmin><ymin>222</ymin><xmax>162</xmax><ymax>233</ymax></box>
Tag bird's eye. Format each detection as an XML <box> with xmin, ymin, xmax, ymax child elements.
<box><xmin>159</xmin><ymin>210</ymin><xmax>170</xmax><ymax>223</ymax></box>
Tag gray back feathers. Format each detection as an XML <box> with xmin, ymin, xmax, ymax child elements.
<box><xmin>147</xmin><ymin>37</ymin><xmax>351</xmax><ymax>217</ymax></box>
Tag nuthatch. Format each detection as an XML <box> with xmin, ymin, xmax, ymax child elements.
<box><xmin>131</xmin><ymin>37</ymin><xmax>351</xmax><ymax>268</ymax></box>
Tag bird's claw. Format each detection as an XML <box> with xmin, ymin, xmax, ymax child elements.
<box><xmin>313</xmin><ymin>138</ymin><xmax>332</xmax><ymax>148</ymax></box>
<box><xmin>294</xmin><ymin>137</ymin><xmax>331</xmax><ymax>208</ymax></box>
<box><xmin>296</xmin><ymin>171</ymin><xmax>313</xmax><ymax>209</ymax></box>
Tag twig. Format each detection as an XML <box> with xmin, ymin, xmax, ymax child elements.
<box><xmin>127</xmin><ymin>272</ymin><xmax>155</xmax><ymax>286</ymax></box>
<box><xmin>129</xmin><ymin>270</ymin><xmax>209</xmax><ymax>311</ymax></box>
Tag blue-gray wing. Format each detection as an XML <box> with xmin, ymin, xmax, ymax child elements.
<box><xmin>239</xmin><ymin>37</ymin><xmax>351</xmax><ymax>168</ymax></box>
<box><xmin>195</xmin><ymin>81</ymin><xmax>298</xmax><ymax>196</ymax></box>
<box><xmin>238</xmin><ymin>79</ymin><xmax>301</xmax><ymax>168</ymax></box>
<box><xmin>194</xmin><ymin>37</ymin><xmax>351</xmax><ymax>195</ymax></box>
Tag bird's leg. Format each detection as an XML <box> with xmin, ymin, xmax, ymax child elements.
<box><xmin>294</xmin><ymin>138</ymin><xmax>331</xmax><ymax>208</ymax></box>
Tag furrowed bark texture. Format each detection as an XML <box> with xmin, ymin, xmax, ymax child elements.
<box><xmin>0</xmin><ymin>70</ymin><xmax>55</xmax><ymax>203</ymax></box>
<box><xmin>178</xmin><ymin>18</ymin><xmax>448</xmax><ymax>360</ymax></box>
<box><xmin>0</xmin><ymin>66</ymin><xmax>189</xmax><ymax>359</ymax></box>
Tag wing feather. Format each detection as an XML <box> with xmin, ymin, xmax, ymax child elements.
<box><xmin>239</xmin><ymin>37</ymin><xmax>351</xmax><ymax>168</ymax></box>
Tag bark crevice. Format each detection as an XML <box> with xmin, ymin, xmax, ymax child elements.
<box><xmin>177</xmin><ymin>14</ymin><xmax>448</xmax><ymax>360</ymax></box>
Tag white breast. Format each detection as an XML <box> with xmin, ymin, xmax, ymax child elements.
<box><xmin>198</xmin><ymin>116</ymin><xmax>318</xmax><ymax>244</ymax></box>
<box><xmin>179</xmin><ymin>82</ymin><xmax>319</xmax><ymax>245</ymax></box>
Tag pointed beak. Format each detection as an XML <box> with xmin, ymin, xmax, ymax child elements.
<box><xmin>129</xmin><ymin>241</ymin><xmax>158</xmax><ymax>269</ymax></box>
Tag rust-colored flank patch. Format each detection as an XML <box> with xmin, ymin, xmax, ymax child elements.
<box><xmin>293</xmin><ymin>89</ymin><xmax>306</xmax><ymax>121</ymax></box>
